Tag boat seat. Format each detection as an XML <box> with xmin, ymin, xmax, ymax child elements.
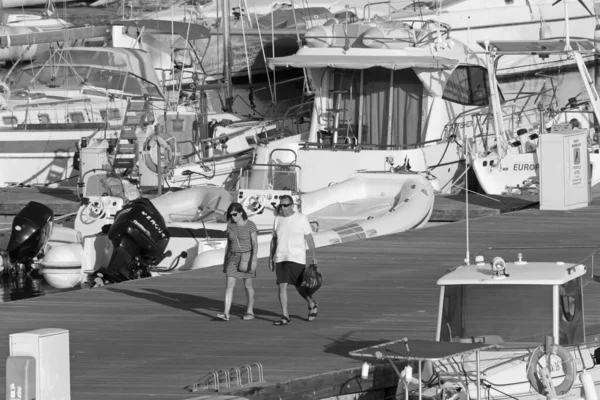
<box><xmin>452</xmin><ymin>335</ymin><xmax>504</xmax><ymax>344</ymax></box>
<box><xmin>308</xmin><ymin>200</ymin><xmax>392</xmax><ymax>222</ymax></box>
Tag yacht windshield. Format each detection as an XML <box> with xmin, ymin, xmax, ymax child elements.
<box><xmin>11</xmin><ymin>65</ymin><xmax>162</xmax><ymax>99</ymax></box>
<box><xmin>442</xmin><ymin>66</ymin><xmax>497</xmax><ymax>106</ymax></box>
<box><xmin>11</xmin><ymin>66</ymin><xmax>90</xmax><ymax>91</ymax></box>
<box><xmin>440</xmin><ymin>284</ymin><xmax>553</xmax><ymax>343</ymax></box>
<box><xmin>239</xmin><ymin>164</ymin><xmax>299</xmax><ymax>192</ymax></box>
<box><xmin>84</xmin><ymin>173</ymin><xmax>126</xmax><ymax>199</ymax></box>
<box><xmin>403</xmin><ymin>1</ymin><xmax>435</xmax><ymax>10</ymax></box>
<box><xmin>439</xmin><ymin>279</ymin><xmax>584</xmax><ymax>345</ymax></box>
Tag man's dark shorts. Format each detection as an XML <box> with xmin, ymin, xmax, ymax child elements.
<box><xmin>275</xmin><ymin>261</ymin><xmax>305</xmax><ymax>286</ymax></box>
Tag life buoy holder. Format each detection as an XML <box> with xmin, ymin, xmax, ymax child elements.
<box><xmin>526</xmin><ymin>344</ymin><xmax>576</xmax><ymax>396</ymax></box>
<box><xmin>142</xmin><ymin>133</ymin><xmax>179</xmax><ymax>175</ymax></box>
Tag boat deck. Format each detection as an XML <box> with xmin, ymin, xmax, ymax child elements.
<box><xmin>0</xmin><ymin>189</ymin><xmax>600</xmax><ymax>399</ymax></box>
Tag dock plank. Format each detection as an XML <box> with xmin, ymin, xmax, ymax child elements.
<box><xmin>0</xmin><ymin>186</ymin><xmax>80</xmax><ymax>215</ymax></box>
<box><xmin>0</xmin><ymin>195</ymin><xmax>599</xmax><ymax>398</ymax></box>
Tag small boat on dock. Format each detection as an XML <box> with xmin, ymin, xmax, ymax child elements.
<box><xmin>187</xmin><ymin>162</ymin><xmax>435</xmax><ymax>269</ymax></box>
<box><xmin>350</xmin><ymin>252</ymin><xmax>600</xmax><ymax>400</ymax></box>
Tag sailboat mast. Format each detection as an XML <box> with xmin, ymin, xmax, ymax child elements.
<box><xmin>223</xmin><ymin>0</ymin><xmax>233</xmax><ymax>111</ymax></box>
<box><xmin>564</xmin><ymin>0</ymin><xmax>572</xmax><ymax>51</ymax></box>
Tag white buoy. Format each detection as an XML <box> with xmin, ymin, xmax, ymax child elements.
<box><xmin>361</xmin><ymin>362</ymin><xmax>370</xmax><ymax>379</ymax></box>
<box><xmin>404</xmin><ymin>365</ymin><xmax>413</xmax><ymax>383</ymax></box>
<box><xmin>580</xmin><ymin>370</ymin><xmax>598</xmax><ymax>400</ymax></box>
<box><xmin>39</xmin><ymin>244</ymin><xmax>84</xmax><ymax>289</ymax></box>
<box><xmin>539</xmin><ymin>20</ymin><xmax>551</xmax><ymax>40</ymax></box>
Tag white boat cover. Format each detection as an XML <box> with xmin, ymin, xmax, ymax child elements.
<box><xmin>477</xmin><ymin>39</ymin><xmax>596</xmax><ymax>54</ymax></box>
<box><xmin>269</xmin><ymin>47</ymin><xmax>460</xmax><ymax>97</ymax></box>
<box><xmin>268</xmin><ymin>50</ymin><xmax>460</xmax><ymax>70</ymax></box>
<box><xmin>114</xmin><ymin>19</ymin><xmax>210</xmax><ymax>41</ymax></box>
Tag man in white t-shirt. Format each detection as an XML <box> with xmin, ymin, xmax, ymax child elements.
<box><xmin>269</xmin><ymin>195</ymin><xmax>318</xmax><ymax>326</ymax></box>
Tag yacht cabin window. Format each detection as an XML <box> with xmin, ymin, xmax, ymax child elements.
<box><xmin>442</xmin><ymin>66</ymin><xmax>493</xmax><ymax>106</ymax></box>
<box><xmin>68</xmin><ymin>112</ymin><xmax>86</xmax><ymax>123</ymax></box>
<box><xmin>100</xmin><ymin>108</ymin><xmax>122</xmax><ymax>121</ymax></box>
<box><xmin>323</xmin><ymin>67</ymin><xmax>424</xmax><ymax>148</ymax></box>
<box><xmin>319</xmin><ymin>66</ymin><xmax>495</xmax><ymax>148</ymax></box>
<box><xmin>2</xmin><ymin>116</ymin><xmax>17</xmax><ymax>126</ymax></box>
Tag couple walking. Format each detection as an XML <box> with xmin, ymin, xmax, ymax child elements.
<box><xmin>216</xmin><ymin>195</ymin><xmax>319</xmax><ymax>325</ymax></box>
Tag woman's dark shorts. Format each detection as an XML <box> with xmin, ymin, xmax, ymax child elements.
<box><xmin>275</xmin><ymin>261</ymin><xmax>305</xmax><ymax>286</ymax></box>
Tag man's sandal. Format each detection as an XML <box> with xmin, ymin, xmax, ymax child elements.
<box><xmin>308</xmin><ymin>302</ymin><xmax>318</xmax><ymax>322</ymax></box>
<box><xmin>273</xmin><ymin>316</ymin><xmax>291</xmax><ymax>326</ymax></box>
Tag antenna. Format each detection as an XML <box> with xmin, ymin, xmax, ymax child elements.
<box><xmin>464</xmin><ymin>116</ymin><xmax>470</xmax><ymax>266</ymax></box>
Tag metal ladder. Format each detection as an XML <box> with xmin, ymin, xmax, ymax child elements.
<box><xmin>322</xmin><ymin>71</ymin><xmax>355</xmax><ymax>146</ymax></box>
<box><xmin>185</xmin><ymin>363</ymin><xmax>265</xmax><ymax>393</ymax></box>
<box><xmin>111</xmin><ymin>98</ymin><xmax>149</xmax><ymax>174</ymax></box>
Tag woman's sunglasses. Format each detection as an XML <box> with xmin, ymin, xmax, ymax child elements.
<box><xmin>230</xmin><ymin>212</ymin><xmax>239</xmax><ymax>217</ymax></box>
<box><xmin>279</xmin><ymin>203</ymin><xmax>293</xmax><ymax>208</ymax></box>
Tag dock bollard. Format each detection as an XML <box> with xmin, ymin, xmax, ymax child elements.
<box><xmin>7</xmin><ymin>328</ymin><xmax>71</xmax><ymax>400</ymax></box>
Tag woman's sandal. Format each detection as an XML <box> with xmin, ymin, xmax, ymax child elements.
<box><xmin>308</xmin><ymin>302</ymin><xmax>318</xmax><ymax>322</ymax></box>
<box><xmin>273</xmin><ymin>316</ymin><xmax>291</xmax><ymax>326</ymax></box>
<box><xmin>217</xmin><ymin>313</ymin><xmax>230</xmax><ymax>321</ymax></box>
<box><xmin>243</xmin><ymin>313</ymin><xmax>255</xmax><ymax>321</ymax></box>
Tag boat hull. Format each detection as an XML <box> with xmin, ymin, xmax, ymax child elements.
<box><xmin>472</xmin><ymin>148</ymin><xmax>600</xmax><ymax>195</ymax></box>
<box><xmin>0</xmin><ymin>129</ymin><xmax>86</xmax><ymax>187</ymax></box>
<box><xmin>254</xmin><ymin>138</ymin><xmax>461</xmax><ymax>194</ymax></box>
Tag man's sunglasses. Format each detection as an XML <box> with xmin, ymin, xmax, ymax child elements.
<box><xmin>279</xmin><ymin>203</ymin><xmax>293</xmax><ymax>208</ymax></box>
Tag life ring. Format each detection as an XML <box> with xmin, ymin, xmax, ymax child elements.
<box><xmin>526</xmin><ymin>344</ymin><xmax>576</xmax><ymax>395</ymax></box>
<box><xmin>142</xmin><ymin>133</ymin><xmax>179</xmax><ymax>175</ymax></box>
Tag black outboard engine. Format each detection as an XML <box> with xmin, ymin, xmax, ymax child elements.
<box><xmin>7</xmin><ymin>201</ymin><xmax>54</xmax><ymax>266</ymax></box>
<box><xmin>99</xmin><ymin>197</ymin><xmax>170</xmax><ymax>284</ymax></box>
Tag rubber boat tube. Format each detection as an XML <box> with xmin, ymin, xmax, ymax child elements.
<box><xmin>191</xmin><ymin>172</ymin><xmax>435</xmax><ymax>269</ymax></box>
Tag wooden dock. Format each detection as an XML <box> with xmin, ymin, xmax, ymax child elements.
<box><xmin>0</xmin><ymin>188</ymin><xmax>599</xmax><ymax>399</ymax></box>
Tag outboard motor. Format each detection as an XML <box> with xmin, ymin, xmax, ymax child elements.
<box><xmin>98</xmin><ymin>197</ymin><xmax>170</xmax><ymax>284</ymax></box>
<box><xmin>6</xmin><ymin>201</ymin><xmax>54</xmax><ymax>266</ymax></box>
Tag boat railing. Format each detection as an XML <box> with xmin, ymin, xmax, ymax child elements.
<box><xmin>476</xmin><ymin>245</ymin><xmax>600</xmax><ymax>286</ymax></box>
<box><xmin>300</xmin><ymin>137</ymin><xmax>444</xmax><ymax>152</ymax></box>
<box><xmin>238</xmin><ymin>162</ymin><xmax>301</xmax><ymax>192</ymax></box>
<box><xmin>8</xmin><ymin>96</ymin><xmax>128</xmax><ymax>130</ymax></box>
<box><xmin>363</xmin><ymin>1</ymin><xmax>424</xmax><ymax>21</ymax></box>
<box><xmin>273</xmin><ymin>99</ymin><xmax>314</xmax><ymax>139</ymax></box>
<box><xmin>78</xmin><ymin>168</ymin><xmax>127</xmax><ymax>200</ymax></box>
